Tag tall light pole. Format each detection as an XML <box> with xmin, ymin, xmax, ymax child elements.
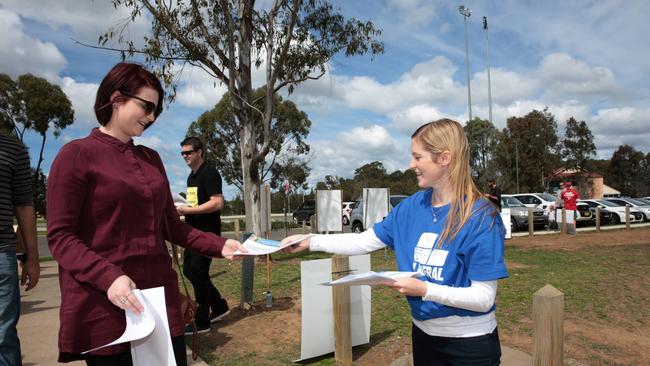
<box><xmin>459</xmin><ymin>5</ymin><xmax>472</xmax><ymax>122</ymax></box>
<box><xmin>483</xmin><ymin>16</ymin><xmax>493</xmax><ymax>124</ymax></box>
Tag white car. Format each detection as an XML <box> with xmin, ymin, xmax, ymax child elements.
<box><xmin>341</xmin><ymin>201</ymin><xmax>354</xmax><ymax>225</ymax></box>
<box><xmin>504</xmin><ymin>193</ymin><xmax>557</xmax><ymax>216</ymax></box>
<box><xmin>603</xmin><ymin>197</ymin><xmax>650</xmax><ymax>222</ymax></box>
<box><xmin>578</xmin><ymin>199</ymin><xmax>643</xmax><ymax>225</ymax></box>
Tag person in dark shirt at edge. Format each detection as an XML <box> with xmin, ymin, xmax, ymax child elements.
<box><xmin>46</xmin><ymin>62</ymin><xmax>245</xmax><ymax>366</ymax></box>
<box><xmin>176</xmin><ymin>137</ymin><xmax>230</xmax><ymax>334</ymax></box>
<box><xmin>485</xmin><ymin>177</ymin><xmax>502</xmax><ymax>211</ymax></box>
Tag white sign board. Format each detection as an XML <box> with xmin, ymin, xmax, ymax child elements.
<box><xmin>501</xmin><ymin>208</ymin><xmax>512</xmax><ymax>239</ymax></box>
<box><xmin>316</xmin><ymin>190</ymin><xmax>343</xmax><ymax>232</ymax></box>
<box><xmin>298</xmin><ymin>255</ymin><xmax>371</xmax><ymax>361</ymax></box>
<box><xmin>363</xmin><ymin>188</ymin><xmax>389</xmax><ymax>229</ymax></box>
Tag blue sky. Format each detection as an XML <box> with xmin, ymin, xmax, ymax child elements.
<box><xmin>1</xmin><ymin>0</ymin><xmax>649</xmax><ymax>199</ymax></box>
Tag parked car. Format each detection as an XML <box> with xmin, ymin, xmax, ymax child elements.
<box><xmin>574</xmin><ymin>202</ymin><xmax>595</xmax><ymax>226</ymax></box>
<box><xmin>578</xmin><ymin>199</ymin><xmax>643</xmax><ymax>225</ymax></box>
<box><xmin>504</xmin><ymin>193</ymin><xmax>557</xmax><ymax>216</ymax></box>
<box><xmin>342</xmin><ymin>201</ymin><xmax>354</xmax><ymax>225</ymax></box>
<box><xmin>501</xmin><ymin>196</ymin><xmax>548</xmax><ymax>232</ymax></box>
<box><xmin>350</xmin><ymin>194</ymin><xmax>408</xmax><ymax>233</ymax></box>
<box><xmin>636</xmin><ymin>197</ymin><xmax>650</xmax><ymax>205</ymax></box>
<box><xmin>578</xmin><ymin>202</ymin><xmax>613</xmax><ymax>225</ymax></box>
<box><xmin>292</xmin><ymin>200</ymin><xmax>315</xmax><ymax>225</ymax></box>
<box><xmin>604</xmin><ymin>197</ymin><xmax>650</xmax><ymax>221</ymax></box>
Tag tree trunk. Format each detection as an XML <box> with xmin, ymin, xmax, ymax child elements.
<box><xmin>34</xmin><ymin>132</ymin><xmax>47</xmax><ymax>190</ymax></box>
<box><xmin>236</xmin><ymin>0</ymin><xmax>261</xmax><ymax>236</ymax></box>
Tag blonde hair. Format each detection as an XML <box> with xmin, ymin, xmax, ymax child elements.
<box><xmin>411</xmin><ymin>118</ymin><xmax>487</xmax><ymax>247</ymax></box>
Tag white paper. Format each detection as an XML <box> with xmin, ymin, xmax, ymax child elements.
<box><xmin>326</xmin><ymin>271</ymin><xmax>420</xmax><ymax>286</ymax></box>
<box><xmin>234</xmin><ymin>234</ymin><xmax>314</xmax><ymax>255</ymax></box>
<box><xmin>82</xmin><ymin>289</ymin><xmax>156</xmax><ymax>354</ymax></box>
<box><xmin>172</xmin><ymin>193</ymin><xmax>189</xmax><ymax>207</ymax></box>
<box><xmin>130</xmin><ymin>287</ymin><xmax>176</xmax><ymax>366</ymax></box>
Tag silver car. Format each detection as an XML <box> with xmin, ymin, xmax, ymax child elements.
<box><xmin>501</xmin><ymin>196</ymin><xmax>548</xmax><ymax>232</ymax></box>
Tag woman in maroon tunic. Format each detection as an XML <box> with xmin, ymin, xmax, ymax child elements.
<box><xmin>46</xmin><ymin>62</ymin><xmax>245</xmax><ymax>365</ymax></box>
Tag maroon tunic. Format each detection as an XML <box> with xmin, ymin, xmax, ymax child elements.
<box><xmin>46</xmin><ymin>128</ymin><xmax>226</xmax><ymax>360</ymax></box>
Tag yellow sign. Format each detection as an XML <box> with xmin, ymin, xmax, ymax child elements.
<box><xmin>186</xmin><ymin>187</ymin><xmax>198</xmax><ymax>207</ymax></box>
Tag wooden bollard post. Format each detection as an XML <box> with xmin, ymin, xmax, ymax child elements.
<box><xmin>528</xmin><ymin>208</ymin><xmax>534</xmax><ymax>237</ymax></box>
<box><xmin>625</xmin><ymin>205</ymin><xmax>630</xmax><ymax>230</ymax></box>
<box><xmin>331</xmin><ymin>255</ymin><xmax>352</xmax><ymax>366</ymax></box>
<box><xmin>561</xmin><ymin>208</ymin><xmax>567</xmax><ymax>235</ymax></box>
<box><xmin>595</xmin><ymin>207</ymin><xmax>601</xmax><ymax>232</ymax></box>
<box><xmin>234</xmin><ymin>219</ymin><xmax>241</xmax><ymax>241</ymax></box>
<box><xmin>533</xmin><ymin>284</ymin><xmax>564</xmax><ymax>366</ymax></box>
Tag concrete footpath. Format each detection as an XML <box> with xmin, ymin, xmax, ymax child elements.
<box><xmin>17</xmin><ymin>260</ymin><xmax>208</xmax><ymax>366</ymax></box>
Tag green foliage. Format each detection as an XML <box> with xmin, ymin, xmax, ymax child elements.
<box><xmin>0</xmin><ymin>73</ymin><xmax>74</xmax><ymax>193</ymax></box>
<box><xmin>608</xmin><ymin>145</ymin><xmax>650</xmax><ymax>196</ymax></box>
<box><xmin>495</xmin><ymin>108</ymin><xmax>560</xmax><ymax>192</ymax></box>
<box><xmin>31</xmin><ymin>168</ymin><xmax>47</xmax><ymax>217</ymax></box>
<box><xmin>561</xmin><ymin>117</ymin><xmax>596</xmax><ymax>173</ymax></box>
<box><xmin>464</xmin><ymin>117</ymin><xmax>501</xmax><ymax>181</ymax></box>
<box><xmin>186</xmin><ymin>89</ymin><xmax>311</xmax><ymax>193</ymax></box>
<box><xmin>314</xmin><ymin>161</ymin><xmax>419</xmax><ymax>201</ymax></box>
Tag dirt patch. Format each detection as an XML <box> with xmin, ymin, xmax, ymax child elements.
<box><xmin>200</xmin><ymin>227</ymin><xmax>650</xmax><ymax>365</ymax></box>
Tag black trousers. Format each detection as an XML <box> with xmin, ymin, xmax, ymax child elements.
<box><xmin>182</xmin><ymin>249</ymin><xmax>226</xmax><ymax>325</ymax></box>
<box><xmin>83</xmin><ymin>335</ymin><xmax>187</xmax><ymax>366</ymax></box>
<box><xmin>412</xmin><ymin>324</ymin><xmax>501</xmax><ymax>366</ymax></box>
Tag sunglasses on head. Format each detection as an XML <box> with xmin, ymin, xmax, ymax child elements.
<box><xmin>120</xmin><ymin>91</ymin><xmax>158</xmax><ymax>117</ymax></box>
<box><xmin>180</xmin><ymin>149</ymin><xmax>196</xmax><ymax>157</ymax></box>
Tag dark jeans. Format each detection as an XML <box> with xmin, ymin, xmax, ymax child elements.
<box><xmin>84</xmin><ymin>335</ymin><xmax>187</xmax><ymax>366</ymax></box>
<box><xmin>182</xmin><ymin>249</ymin><xmax>227</xmax><ymax>326</ymax></box>
<box><xmin>0</xmin><ymin>250</ymin><xmax>21</xmax><ymax>366</ymax></box>
<box><xmin>412</xmin><ymin>324</ymin><xmax>501</xmax><ymax>366</ymax></box>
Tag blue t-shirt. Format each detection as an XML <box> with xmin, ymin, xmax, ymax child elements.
<box><xmin>373</xmin><ymin>189</ymin><xmax>509</xmax><ymax>321</ymax></box>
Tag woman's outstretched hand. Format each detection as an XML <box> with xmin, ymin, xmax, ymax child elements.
<box><xmin>221</xmin><ymin>239</ymin><xmax>247</xmax><ymax>259</ymax></box>
<box><xmin>280</xmin><ymin>234</ymin><xmax>312</xmax><ymax>253</ymax></box>
<box><xmin>107</xmin><ymin>275</ymin><xmax>144</xmax><ymax>314</ymax></box>
<box><xmin>386</xmin><ymin>277</ymin><xmax>428</xmax><ymax>297</ymax></box>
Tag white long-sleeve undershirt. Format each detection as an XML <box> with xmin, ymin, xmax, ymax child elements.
<box><xmin>309</xmin><ymin>228</ymin><xmax>497</xmax><ymax>313</ymax></box>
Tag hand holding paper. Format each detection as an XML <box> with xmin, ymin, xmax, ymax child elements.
<box><xmin>234</xmin><ymin>234</ymin><xmax>314</xmax><ymax>256</ymax></box>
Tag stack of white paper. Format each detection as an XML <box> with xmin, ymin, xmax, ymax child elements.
<box><xmin>326</xmin><ymin>271</ymin><xmax>420</xmax><ymax>286</ymax></box>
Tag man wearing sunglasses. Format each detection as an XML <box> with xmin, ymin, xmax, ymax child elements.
<box><xmin>176</xmin><ymin>137</ymin><xmax>230</xmax><ymax>335</ymax></box>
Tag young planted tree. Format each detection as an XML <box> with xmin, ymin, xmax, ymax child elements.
<box><xmin>103</xmin><ymin>0</ymin><xmax>383</xmax><ymax>235</ymax></box>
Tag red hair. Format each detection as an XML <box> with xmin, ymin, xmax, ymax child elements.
<box><xmin>94</xmin><ymin>62</ymin><xmax>164</xmax><ymax>127</ymax></box>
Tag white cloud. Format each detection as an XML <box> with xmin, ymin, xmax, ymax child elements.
<box><xmin>60</xmin><ymin>77</ymin><xmax>98</xmax><ymax>126</ymax></box>
<box><xmin>0</xmin><ymin>9</ymin><xmax>66</xmax><ymax>81</ymax></box>
<box><xmin>539</xmin><ymin>53</ymin><xmax>620</xmax><ymax>99</ymax></box>
<box><xmin>307</xmin><ymin>124</ymin><xmax>407</xmax><ymax>184</ymax></box>
<box><xmin>1</xmin><ymin>0</ymin><xmax>150</xmax><ymax>42</ymax></box>
<box><xmin>388</xmin><ymin>104</ymin><xmax>457</xmax><ymax>133</ymax></box>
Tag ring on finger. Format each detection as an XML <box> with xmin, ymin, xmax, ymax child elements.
<box><xmin>126</xmin><ymin>292</ymin><xmax>134</xmax><ymax>297</ymax></box>
<box><xmin>119</xmin><ymin>297</ymin><xmax>127</xmax><ymax>304</ymax></box>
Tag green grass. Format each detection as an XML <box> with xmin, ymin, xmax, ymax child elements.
<box><xmin>186</xmin><ymin>241</ymin><xmax>650</xmax><ymax>365</ymax></box>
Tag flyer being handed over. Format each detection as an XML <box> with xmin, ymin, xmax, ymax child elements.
<box><xmin>234</xmin><ymin>234</ymin><xmax>314</xmax><ymax>256</ymax></box>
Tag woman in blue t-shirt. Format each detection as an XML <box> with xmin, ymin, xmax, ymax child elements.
<box><xmin>282</xmin><ymin>119</ymin><xmax>508</xmax><ymax>365</ymax></box>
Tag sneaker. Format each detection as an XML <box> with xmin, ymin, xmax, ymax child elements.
<box><xmin>184</xmin><ymin>322</ymin><xmax>210</xmax><ymax>336</ymax></box>
<box><xmin>209</xmin><ymin>308</ymin><xmax>230</xmax><ymax>323</ymax></box>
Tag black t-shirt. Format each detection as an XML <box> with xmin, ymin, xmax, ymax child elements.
<box><xmin>185</xmin><ymin>162</ymin><xmax>222</xmax><ymax>235</ymax></box>
<box><xmin>488</xmin><ymin>185</ymin><xmax>502</xmax><ymax>211</ymax></box>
